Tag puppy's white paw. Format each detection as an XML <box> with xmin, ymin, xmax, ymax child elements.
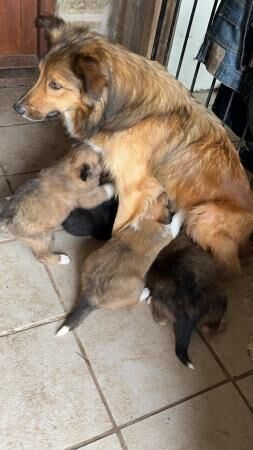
<box><xmin>139</xmin><ymin>287</ymin><xmax>150</xmax><ymax>302</ymax></box>
<box><xmin>168</xmin><ymin>210</ymin><xmax>185</xmax><ymax>238</ymax></box>
<box><xmin>187</xmin><ymin>362</ymin><xmax>195</xmax><ymax>370</ymax></box>
<box><xmin>59</xmin><ymin>254</ymin><xmax>71</xmax><ymax>265</ymax></box>
<box><xmin>103</xmin><ymin>183</ymin><xmax>115</xmax><ymax>200</ymax></box>
<box><xmin>55</xmin><ymin>325</ymin><xmax>69</xmax><ymax>337</ymax></box>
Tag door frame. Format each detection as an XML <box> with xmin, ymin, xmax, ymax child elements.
<box><xmin>0</xmin><ymin>0</ymin><xmax>56</xmax><ymax>69</ymax></box>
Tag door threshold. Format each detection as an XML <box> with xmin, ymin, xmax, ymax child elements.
<box><xmin>0</xmin><ymin>68</ymin><xmax>39</xmax><ymax>88</ymax></box>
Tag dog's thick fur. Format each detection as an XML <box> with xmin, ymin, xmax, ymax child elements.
<box><xmin>56</xmin><ymin>195</ymin><xmax>184</xmax><ymax>335</ymax></box>
<box><xmin>14</xmin><ymin>15</ymin><xmax>253</xmax><ymax>271</ymax></box>
<box><xmin>147</xmin><ymin>235</ymin><xmax>228</xmax><ymax>368</ymax></box>
<box><xmin>0</xmin><ymin>142</ymin><xmax>114</xmax><ymax>264</ymax></box>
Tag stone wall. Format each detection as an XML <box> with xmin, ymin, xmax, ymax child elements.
<box><xmin>56</xmin><ymin>0</ymin><xmax>122</xmax><ymax>38</ymax></box>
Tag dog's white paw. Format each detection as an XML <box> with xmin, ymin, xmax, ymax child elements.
<box><xmin>59</xmin><ymin>254</ymin><xmax>71</xmax><ymax>265</ymax></box>
<box><xmin>167</xmin><ymin>210</ymin><xmax>185</xmax><ymax>238</ymax></box>
<box><xmin>55</xmin><ymin>325</ymin><xmax>69</xmax><ymax>337</ymax></box>
<box><xmin>139</xmin><ymin>287</ymin><xmax>150</xmax><ymax>302</ymax></box>
<box><xmin>103</xmin><ymin>183</ymin><xmax>115</xmax><ymax>199</ymax></box>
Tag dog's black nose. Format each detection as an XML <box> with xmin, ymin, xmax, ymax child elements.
<box><xmin>13</xmin><ymin>102</ymin><xmax>26</xmax><ymax>115</ymax></box>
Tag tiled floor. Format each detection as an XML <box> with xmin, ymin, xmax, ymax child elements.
<box><xmin>0</xmin><ymin>86</ymin><xmax>252</xmax><ymax>450</ymax></box>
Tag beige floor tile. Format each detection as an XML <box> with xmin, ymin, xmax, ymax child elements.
<box><xmin>0</xmin><ymin>176</ymin><xmax>13</xmax><ymax>241</ymax></box>
<box><xmin>7</xmin><ymin>171</ymin><xmax>39</xmax><ymax>192</ymax></box>
<box><xmin>0</xmin><ymin>175</ymin><xmax>10</xmax><ymax>209</ymax></box>
<box><xmin>73</xmin><ymin>303</ymin><xmax>224</xmax><ymax>425</ymax></box>
<box><xmin>205</xmin><ymin>260</ymin><xmax>253</xmax><ymax>376</ymax></box>
<box><xmin>49</xmin><ymin>231</ymin><xmax>104</xmax><ymax>309</ymax></box>
<box><xmin>80</xmin><ymin>434</ymin><xmax>122</xmax><ymax>450</ymax></box>
<box><xmin>0</xmin><ymin>87</ymin><xmax>29</xmax><ymax>126</ymax></box>
<box><xmin>0</xmin><ymin>121</ymin><xmax>70</xmax><ymax>175</ymax></box>
<box><xmin>0</xmin><ymin>322</ymin><xmax>112</xmax><ymax>449</ymax></box>
<box><xmin>122</xmin><ymin>383</ymin><xmax>253</xmax><ymax>450</ymax></box>
<box><xmin>0</xmin><ymin>240</ymin><xmax>64</xmax><ymax>335</ymax></box>
<box><xmin>237</xmin><ymin>375</ymin><xmax>253</xmax><ymax>408</ymax></box>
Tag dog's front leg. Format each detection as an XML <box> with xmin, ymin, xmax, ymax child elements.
<box><xmin>113</xmin><ymin>177</ymin><xmax>164</xmax><ymax>232</ymax></box>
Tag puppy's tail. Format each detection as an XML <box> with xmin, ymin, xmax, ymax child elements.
<box><xmin>174</xmin><ymin>315</ymin><xmax>196</xmax><ymax>369</ymax></box>
<box><xmin>56</xmin><ymin>295</ymin><xmax>94</xmax><ymax>336</ymax></box>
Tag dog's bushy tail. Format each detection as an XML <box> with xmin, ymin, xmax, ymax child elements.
<box><xmin>174</xmin><ymin>315</ymin><xmax>196</xmax><ymax>369</ymax></box>
<box><xmin>56</xmin><ymin>294</ymin><xmax>94</xmax><ymax>336</ymax></box>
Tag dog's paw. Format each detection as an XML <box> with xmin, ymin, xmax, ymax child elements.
<box><xmin>168</xmin><ymin>210</ymin><xmax>185</xmax><ymax>238</ymax></box>
<box><xmin>59</xmin><ymin>254</ymin><xmax>71</xmax><ymax>265</ymax></box>
<box><xmin>139</xmin><ymin>287</ymin><xmax>150</xmax><ymax>302</ymax></box>
<box><xmin>103</xmin><ymin>183</ymin><xmax>115</xmax><ymax>200</ymax></box>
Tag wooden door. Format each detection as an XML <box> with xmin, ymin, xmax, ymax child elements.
<box><xmin>0</xmin><ymin>0</ymin><xmax>55</xmax><ymax>69</ymax></box>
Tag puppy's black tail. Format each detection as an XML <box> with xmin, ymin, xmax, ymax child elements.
<box><xmin>56</xmin><ymin>295</ymin><xmax>94</xmax><ymax>336</ymax></box>
<box><xmin>174</xmin><ymin>315</ymin><xmax>196</xmax><ymax>369</ymax></box>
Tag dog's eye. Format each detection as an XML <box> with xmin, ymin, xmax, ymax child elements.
<box><xmin>48</xmin><ymin>80</ymin><xmax>62</xmax><ymax>90</ymax></box>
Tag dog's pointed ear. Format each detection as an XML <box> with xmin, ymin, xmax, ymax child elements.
<box><xmin>36</xmin><ymin>15</ymin><xmax>65</xmax><ymax>47</ymax></box>
<box><xmin>72</xmin><ymin>53</ymin><xmax>108</xmax><ymax>101</ymax></box>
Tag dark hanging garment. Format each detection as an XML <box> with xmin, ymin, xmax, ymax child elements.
<box><xmin>196</xmin><ymin>0</ymin><xmax>253</xmax><ymax>91</ymax></box>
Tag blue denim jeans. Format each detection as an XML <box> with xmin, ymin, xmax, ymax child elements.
<box><xmin>196</xmin><ymin>0</ymin><xmax>253</xmax><ymax>91</ymax></box>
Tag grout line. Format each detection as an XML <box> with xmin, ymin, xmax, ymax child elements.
<box><xmin>45</xmin><ymin>266</ymin><xmax>128</xmax><ymax>450</ymax></box>
<box><xmin>198</xmin><ymin>331</ymin><xmax>253</xmax><ymax>414</ymax></box>
<box><xmin>0</xmin><ymin>119</ymin><xmax>56</xmax><ymax>129</ymax></box>
<box><xmin>233</xmin><ymin>381</ymin><xmax>253</xmax><ymax>414</ymax></box>
<box><xmin>63</xmin><ymin>429</ymin><xmax>116</xmax><ymax>450</ymax></box>
<box><xmin>73</xmin><ymin>331</ymin><xmax>129</xmax><ymax>450</ymax></box>
<box><xmin>44</xmin><ymin>266</ymin><xmax>68</xmax><ymax>312</ymax></box>
<box><xmin>234</xmin><ymin>369</ymin><xmax>253</xmax><ymax>381</ymax></box>
<box><xmin>119</xmin><ymin>379</ymin><xmax>229</xmax><ymax>431</ymax></box>
<box><xmin>5</xmin><ymin>169</ymin><xmax>41</xmax><ymax>178</ymax></box>
<box><xmin>0</xmin><ymin>314</ymin><xmax>66</xmax><ymax>338</ymax></box>
<box><xmin>198</xmin><ymin>330</ymin><xmax>231</xmax><ymax>379</ymax></box>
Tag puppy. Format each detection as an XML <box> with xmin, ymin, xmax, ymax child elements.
<box><xmin>62</xmin><ymin>197</ymin><xmax>118</xmax><ymax>240</ymax></box>
<box><xmin>0</xmin><ymin>143</ymin><xmax>114</xmax><ymax>264</ymax></box>
<box><xmin>147</xmin><ymin>235</ymin><xmax>227</xmax><ymax>369</ymax></box>
<box><xmin>56</xmin><ymin>194</ymin><xmax>185</xmax><ymax>335</ymax></box>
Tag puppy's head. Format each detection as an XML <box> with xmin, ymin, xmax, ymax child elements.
<box><xmin>66</xmin><ymin>143</ymin><xmax>103</xmax><ymax>188</ymax></box>
<box><xmin>146</xmin><ymin>192</ymin><xmax>173</xmax><ymax>224</ymax></box>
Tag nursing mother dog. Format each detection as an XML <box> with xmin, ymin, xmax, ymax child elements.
<box><xmin>14</xmin><ymin>15</ymin><xmax>253</xmax><ymax>273</ymax></box>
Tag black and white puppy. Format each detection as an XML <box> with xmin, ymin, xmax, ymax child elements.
<box><xmin>62</xmin><ymin>197</ymin><xmax>118</xmax><ymax>240</ymax></box>
<box><xmin>147</xmin><ymin>235</ymin><xmax>227</xmax><ymax>369</ymax></box>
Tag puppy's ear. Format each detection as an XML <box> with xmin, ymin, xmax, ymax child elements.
<box><xmin>80</xmin><ymin>163</ymin><xmax>92</xmax><ymax>181</ymax></box>
<box><xmin>73</xmin><ymin>53</ymin><xmax>108</xmax><ymax>100</ymax></box>
<box><xmin>36</xmin><ymin>15</ymin><xmax>65</xmax><ymax>47</ymax></box>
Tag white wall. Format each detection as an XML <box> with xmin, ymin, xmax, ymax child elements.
<box><xmin>168</xmin><ymin>0</ymin><xmax>220</xmax><ymax>91</ymax></box>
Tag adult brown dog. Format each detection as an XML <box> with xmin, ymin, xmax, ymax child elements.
<box><xmin>13</xmin><ymin>16</ymin><xmax>253</xmax><ymax>272</ymax></box>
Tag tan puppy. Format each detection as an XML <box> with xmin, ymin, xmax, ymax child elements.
<box><xmin>56</xmin><ymin>194</ymin><xmax>184</xmax><ymax>335</ymax></box>
<box><xmin>0</xmin><ymin>142</ymin><xmax>114</xmax><ymax>264</ymax></box>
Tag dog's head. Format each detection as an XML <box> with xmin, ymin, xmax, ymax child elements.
<box><xmin>13</xmin><ymin>15</ymin><xmax>156</xmax><ymax>138</ymax></box>
<box><xmin>13</xmin><ymin>16</ymin><xmax>109</xmax><ymax>135</ymax></box>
